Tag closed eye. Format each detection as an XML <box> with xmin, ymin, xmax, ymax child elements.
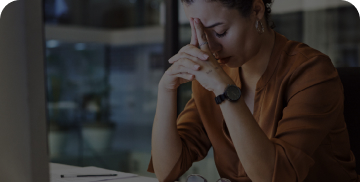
<box><xmin>215</xmin><ymin>31</ymin><xmax>227</xmax><ymax>38</ymax></box>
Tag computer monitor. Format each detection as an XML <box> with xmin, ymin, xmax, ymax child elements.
<box><xmin>0</xmin><ymin>0</ymin><xmax>49</xmax><ymax>181</ymax></box>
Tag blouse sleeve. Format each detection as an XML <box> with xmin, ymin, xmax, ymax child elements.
<box><xmin>270</xmin><ymin>55</ymin><xmax>344</xmax><ymax>182</ymax></box>
<box><xmin>147</xmin><ymin>92</ymin><xmax>212</xmax><ymax>181</ymax></box>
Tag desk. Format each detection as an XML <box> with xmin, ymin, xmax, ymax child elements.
<box><xmin>50</xmin><ymin>163</ymin><xmax>159</xmax><ymax>182</ymax></box>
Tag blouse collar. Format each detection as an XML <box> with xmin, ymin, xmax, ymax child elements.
<box><xmin>229</xmin><ymin>32</ymin><xmax>289</xmax><ymax>90</ymax></box>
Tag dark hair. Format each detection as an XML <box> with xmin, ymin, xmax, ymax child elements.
<box><xmin>181</xmin><ymin>0</ymin><xmax>275</xmax><ymax>29</ymax></box>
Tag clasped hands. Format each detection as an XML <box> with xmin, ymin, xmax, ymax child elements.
<box><xmin>160</xmin><ymin>18</ymin><xmax>234</xmax><ymax>96</ymax></box>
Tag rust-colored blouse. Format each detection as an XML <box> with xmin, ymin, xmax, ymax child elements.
<box><xmin>148</xmin><ymin>32</ymin><xmax>359</xmax><ymax>182</ymax></box>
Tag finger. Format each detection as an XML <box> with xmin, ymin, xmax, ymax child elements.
<box><xmin>194</xmin><ymin>18</ymin><xmax>211</xmax><ymax>53</ymax></box>
<box><xmin>180</xmin><ymin>45</ymin><xmax>209</xmax><ymax>60</ymax></box>
<box><xmin>169</xmin><ymin>52</ymin><xmax>205</xmax><ymax>64</ymax></box>
<box><xmin>169</xmin><ymin>45</ymin><xmax>208</xmax><ymax>64</ymax></box>
<box><xmin>177</xmin><ymin>73</ymin><xmax>195</xmax><ymax>83</ymax></box>
<box><xmin>173</xmin><ymin>58</ymin><xmax>201</xmax><ymax>72</ymax></box>
<box><xmin>166</xmin><ymin>59</ymin><xmax>200</xmax><ymax>77</ymax></box>
<box><xmin>190</xmin><ymin>18</ymin><xmax>198</xmax><ymax>46</ymax></box>
<box><xmin>166</xmin><ymin>62</ymin><xmax>192</xmax><ymax>76</ymax></box>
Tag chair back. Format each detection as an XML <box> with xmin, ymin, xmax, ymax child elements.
<box><xmin>337</xmin><ymin>67</ymin><xmax>360</xmax><ymax>174</ymax></box>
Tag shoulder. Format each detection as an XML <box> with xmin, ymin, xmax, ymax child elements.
<box><xmin>277</xmin><ymin>38</ymin><xmax>337</xmax><ymax>81</ymax></box>
<box><xmin>282</xmin><ymin>39</ymin><xmax>333</xmax><ymax>70</ymax></box>
<box><xmin>274</xmin><ymin>36</ymin><xmax>341</xmax><ymax>100</ymax></box>
<box><xmin>283</xmin><ymin>39</ymin><xmax>326</xmax><ymax>58</ymax></box>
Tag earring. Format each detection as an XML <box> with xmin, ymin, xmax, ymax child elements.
<box><xmin>213</xmin><ymin>53</ymin><xmax>218</xmax><ymax>59</ymax></box>
<box><xmin>256</xmin><ymin>20</ymin><xmax>265</xmax><ymax>34</ymax></box>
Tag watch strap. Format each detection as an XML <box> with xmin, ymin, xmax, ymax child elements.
<box><xmin>215</xmin><ymin>84</ymin><xmax>241</xmax><ymax>104</ymax></box>
<box><xmin>215</xmin><ymin>93</ymin><xmax>226</xmax><ymax>104</ymax></box>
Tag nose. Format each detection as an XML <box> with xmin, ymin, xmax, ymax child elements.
<box><xmin>207</xmin><ymin>36</ymin><xmax>222</xmax><ymax>58</ymax></box>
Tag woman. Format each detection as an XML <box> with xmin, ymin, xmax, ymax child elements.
<box><xmin>148</xmin><ymin>0</ymin><xmax>359</xmax><ymax>181</ymax></box>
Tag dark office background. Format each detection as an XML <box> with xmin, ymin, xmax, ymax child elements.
<box><xmin>44</xmin><ymin>0</ymin><xmax>360</xmax><ymax>181</ymax></box>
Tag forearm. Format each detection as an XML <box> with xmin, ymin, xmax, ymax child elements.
<box><xmin>219</xmin><ymin>96</ymin><xmax>275</xmax><ymax>182</ymax></box>
<box><xmin>151</xmin><ymin>87</ymin><xmax>182</xmax><ymax>181</ymax></box>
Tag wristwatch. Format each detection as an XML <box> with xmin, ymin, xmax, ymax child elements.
<box><xmin>215</xmin><ymin>84</ymin><xmax>242</xmax><ymax>104</ymax></box>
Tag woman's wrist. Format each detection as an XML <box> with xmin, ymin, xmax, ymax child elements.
<box><xmin>158</xmin><ymin>84</ymin><xmax>178</xmax><ymax>94</ymax></box>
<box><xmin>214</xmin><ymin>83</ymin><xmax>227</xmax><ymax>96</ymax></box>
<box><xmin>213</xmin><ymin>79</ymin><xmax>236</xmax><ymax>96</ymax></box>
<box><xmin>158</xmin><ymin>77</ymin><xmax>179</xmax><ymax>93</ymax></box>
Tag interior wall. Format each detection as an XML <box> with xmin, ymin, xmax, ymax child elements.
<box><xmin>0</xmin><ymin>0</ymin><xmax>49</xmax><ymax>181</ymax></box>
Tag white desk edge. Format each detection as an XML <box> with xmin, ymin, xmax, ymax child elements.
<box><xmin>50</xmin><ymin>163</ymin><xmax>159</xmax><ymax>182</ymax></box>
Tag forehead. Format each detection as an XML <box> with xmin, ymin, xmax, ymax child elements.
<box><xmin>182</xmin><ymin>0</ymin><xmax>240</xmax><ymax>27</ymax></box>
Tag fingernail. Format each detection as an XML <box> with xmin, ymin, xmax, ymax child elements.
<box><xmin>203</xmin><ymin>54</ymin><xmax>209</xmax><ymax>60</ymax></box>
<box><xmin>195</xmin><ymin>19</ymin><xmax>199</xmax><ymax>24</ymax></box>
<box><xmin>194</xmin><ymin>65</ymin><xmax>200</xmax><ymax>70</ymax></box>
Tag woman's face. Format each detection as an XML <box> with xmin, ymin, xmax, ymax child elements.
<box><xmin>183</xmin><ymin>0</ymin><xmax>262</xmax><ymax>68</ymax></box>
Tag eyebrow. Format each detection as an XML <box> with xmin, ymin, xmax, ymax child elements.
<box><xmin>204</xmin><ymin>22</ymin><xmax>224</xmax><ymax>29</ymax></box>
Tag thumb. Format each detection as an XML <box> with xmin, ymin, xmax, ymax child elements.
<box><xmin>189</xmin><ymin>18</ymin><xmax>199</xmax><ymax>46</ymax></box>
<box><xmin>194</xmin><ymin>18</ymin><xmax>211</xmax><ymax>54</ymax></box>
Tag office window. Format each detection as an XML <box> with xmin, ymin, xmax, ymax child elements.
<box><xmin>272</xmin><ymin>5</ymin><xmax>360</xmax><ymax>67</ymax></box>
<box><xmin>110</xmin><ymin>46</ymin><xmax>137</xmax><ymax>72</ymax></box>
<box><xmin>45</xmin><ymin>0</ymin><xmax>164</xmax><ymax>178</ymax></box>
<box><xmin>44</xmin><ymin>0</ymin><xmax>161</xmax><ymax>28</ymax></box>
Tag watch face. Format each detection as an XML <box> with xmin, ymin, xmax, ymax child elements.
<box><xmin>226</xmin><ymin>85</ymin><xmax>241</xmax><ymax>101</ymax></box>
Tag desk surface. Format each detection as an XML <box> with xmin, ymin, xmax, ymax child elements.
<box><xmin>50</xmin><ymin>163</ymin><xmax>159</xmax><ymax>182</ymax></box>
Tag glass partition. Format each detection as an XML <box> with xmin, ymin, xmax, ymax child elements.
<box><xmin>45</xmin><ymin>0</ymin><xmax>164</xmax><ymax>178</ymax></box>
<box><xmin>272</xmin><ymin>5</ymin><xmax>360</xmax><ymax>67</ymax></box>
